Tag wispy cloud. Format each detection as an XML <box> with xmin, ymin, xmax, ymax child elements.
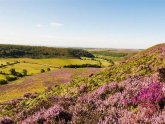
<box><xmin>50</xmin><ymin>22</ymin><xmax>63</xmax><ymax>27</ymax></box>
<box><xmin>36</xmin><ymin>22</ymin><xmax>63</xmax><ymax>28</ymax></box>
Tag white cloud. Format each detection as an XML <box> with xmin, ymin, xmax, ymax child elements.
<box><xmin>36</xmin><ymin>24</ymin><xmax>43</xmax><ymax>28</ymax></box>
<box><xmin>50</xmin><ymin>22</ymin><xmax>63</xmax><ymax>27</ymax></box>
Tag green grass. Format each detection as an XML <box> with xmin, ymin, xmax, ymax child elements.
<box><xmin>1</xmin><ymin>63</ymin><xmax>55</xmax><ymax>75</ymax></box>
<box><xmin>0</xmin><ymin>74</ymin><xmax>5</xmax><ymax>80</ymax></box>
<box><xmin>22</xmin><ymin>58</ymin><xmax>98</xmax><ymax>67</ymax></box>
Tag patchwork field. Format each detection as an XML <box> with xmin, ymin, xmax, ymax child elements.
<box><xmin>0</xmin><ymin>58</ymin><xmax>100</xmax><ymax>81</ymax></box>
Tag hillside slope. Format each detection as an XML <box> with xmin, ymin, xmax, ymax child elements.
<box><xmin>1</xmin><ymin>44</ymin><xmax>165</xmax><ymax>123</ymax></box>
<box><xmin>0</xmin><ymin>44</ymin><xmax>94</xmax><ymax>58</ymax></box>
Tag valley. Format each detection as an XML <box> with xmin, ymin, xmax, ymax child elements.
<box><xmin>1</xmin><ymin>44</ymin><xmax>164</xmax><ymax>123</ymax></box>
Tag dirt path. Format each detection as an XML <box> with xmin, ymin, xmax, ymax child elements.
<box><xmin>0</xmin><ymin>68</ymin><xmax>101</xmax><ymax>102</ymax></box>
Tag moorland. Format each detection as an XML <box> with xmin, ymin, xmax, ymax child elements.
<box><xmin>2</xmin><ymin>44</ymin><xmax>165</xmax><ymax>123</ymax></box>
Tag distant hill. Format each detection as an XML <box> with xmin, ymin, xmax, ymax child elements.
<box><xmin>0</xmin><ymin>44</ymin><xmax>94</xmax><ymax>58</ymax></box>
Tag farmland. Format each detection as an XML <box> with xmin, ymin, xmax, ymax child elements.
<box><xmin>0</xmin><ymin>49</ymin><xmax>134</xmax><ymax>83</ymax></box>
<box><xmin>0</xmin><ymin>58</ymin><xmax>101</xmax><ymax>82</ymax></box>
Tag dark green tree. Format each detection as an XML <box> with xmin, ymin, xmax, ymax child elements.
<box><xmin>23</xmin><ymin>69</ymin><xmax>28</xmax><ymax>76</ymax></box>
<box><xmin>10</xmin><ymin>68</ymin><xmax>16</xmax><ymax>75</ymax></box>
<box><xmin>47</xmin><ymin>68</ymin><xmax>51</xmax><ymax>71</ymax></box>
<box><xmin>41</xmin><ymin>69</ymin><xmax>45</xmax><ymax>73</ymax></box>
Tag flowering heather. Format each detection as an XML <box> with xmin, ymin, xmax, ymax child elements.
<box><xmin>0</xmin><ymin>117</ymin><xmax>13</xmax><ymax>124</ymax></box>
<box><xmin>21</xmin><ymin>105</ymin><xmax>72</xmax><ymax>124</ymax></box>
<box><xmin>2</xmin><ymin>44</ymin><xmax>165</xmax><ymax>123</ymax></box>
<box><xmin>131</xmin><ymin>81</ymin><xmax>164</xmax><ymax>109</ymax></box>
<box><xmin>1</xmin><ymin>73</ymin><xmax>165</xmax><ymax>123</ymax></box>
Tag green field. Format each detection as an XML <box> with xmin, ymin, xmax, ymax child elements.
<box><xmin>0</xmin><ymin>58</ymin><xmax>101</xmax><ymax>81</ymax></box>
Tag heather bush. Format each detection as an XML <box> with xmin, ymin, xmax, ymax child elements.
<box><xmin>2</xmin><ymin>74</ymin><xmax>165</xmax><ymax>123</ymax></box>
<box><xmin>130</xmin><ymin>81</ymin><xmax>164</xmax><ymax>111</ymax></box>
<box><xmin>0</xmin><ymin>117</ymin><xmax>13</xmax><ymax>124</ymax></box>
<box><xmin>21</xmin><ymin>105</ymin><xmax>72</xmax><ymax>124</ymax></box>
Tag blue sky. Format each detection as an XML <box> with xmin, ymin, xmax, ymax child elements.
<box><xmin>0</xmin><ymin>0</ymin><xmax>165</xmax><ymax>49</ymax></box>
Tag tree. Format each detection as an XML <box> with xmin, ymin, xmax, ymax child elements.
<box><xmin>5</xmin><ymin>75</ymin><xmax>17</xmax><ymax>81</ymax></box>
<box><xmin>41</xmin><ymin>69</ymin><xmax>45</xmax><ymax>73</ymax></box>
<box><xmin>6</xmin><ymin>62</ymin><xmax>10</xmax><ymax>65</ymax></box>
<box><xmin>47</xmin><ymin>68</ymin><xmax>51</xmax><ymax>71</ymax></box>
<box><xmin>23</xmin><ymin>69</ymin><xmax>28</xmax><ymax>76</ymax></box>
<box><xmin>10</xmin><ymin>68</ymin><xmax>16</xmax><ymax>75</ymax></box>
<box><xmin>0</xmin><ymin>80</ymin><xmax>7</xmax><ymax>85</ymax></box>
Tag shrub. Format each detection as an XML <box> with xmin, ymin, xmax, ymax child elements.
<box><xmin>22</xmin><ymin>105</ymin><xmax>72</xmax><ymax>124</ymax></box>
<box><xmin>6</xmin><ymin>62</ymin><xmax>10</xmax><ymax>65</ymax></box>
<box><xmin>0</xmin><ymin>117</ymin><xmax>13</xmax><ymax>124</ymax></box>
<box><xmin>22</xmin><ymin>69</ymin><xmax>28</xmax><ymax>76</ymax></box>
<box><xmin>0</xmin><ymin>80</ymin><xmax>7</xmax><ymax>85</ymax></box>
<box><xmin>16</xmin><ymin>72</ymin><xmax>23</xmax><ymax>77</ymax></box>
<box><xmin>47</xmin><ymin>68</ymin><xmax>51</xmax><ymax>71</ymax></box>
<box><xmin>5</xmin><ymin>75</ymin><xmax>17</xmax><ymax>81</ymax></box>
<box><xmin>9</xmin><ymin>68</ymin><xmax>16</xmax><ymax>75</ymax></box>
<box><xmin>41</xmin><ymin>69</ymin><xmax>45</xmax><ymax>73</ymax></box>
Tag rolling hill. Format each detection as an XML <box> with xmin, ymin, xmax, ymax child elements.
<box><xmin>1</xmin><ymin>44</ymin><xmax>165</xmax><ymax>123</ymax></box>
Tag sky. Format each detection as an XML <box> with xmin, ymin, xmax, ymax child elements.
<box><xmin>0</xmin><ymin>0</ymin><xmax>165</xmax><ymax>49</ymax></box>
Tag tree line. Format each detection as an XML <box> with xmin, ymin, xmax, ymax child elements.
<box><xmin>0</xmin><ymin>44</ymin><xmax>94</xmax><ymax>58</ymax></box>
